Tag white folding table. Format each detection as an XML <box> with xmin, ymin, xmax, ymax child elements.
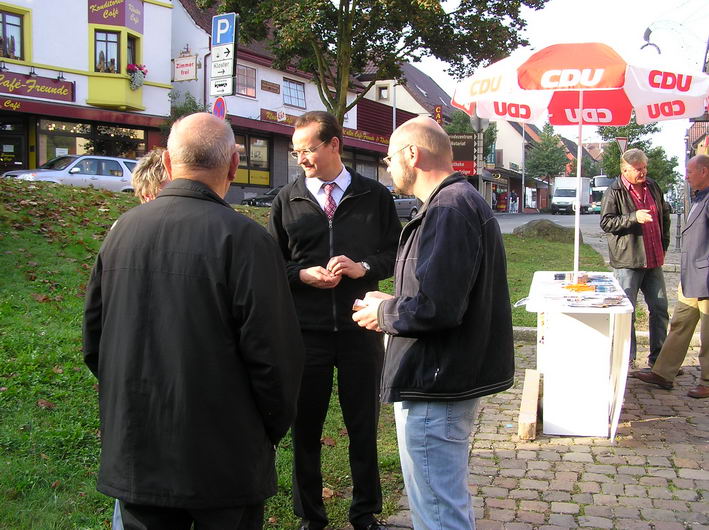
<box><xmin>525</xmin><ymin>271</ymin><xmax>633</xmax><ymax>440</ymax></box>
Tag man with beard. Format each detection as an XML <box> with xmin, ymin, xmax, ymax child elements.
<box><xmin>353</xmin><ymin>116</ymin><xmax>514</xmax><ymax>529</ymax></box>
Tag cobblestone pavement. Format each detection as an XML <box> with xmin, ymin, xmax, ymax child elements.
<box><xmin>384</xmin><ymin>344</ymin><xmax>708</xmax><ymax>530</ymax></box>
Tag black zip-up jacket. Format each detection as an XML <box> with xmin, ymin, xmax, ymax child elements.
<box><xmin>600</xmin><ymin>176</ymin><xmax>670</xmax><ymax>269</ymax></box>
<box><xmin>377</xmin><ymin>173</ymin><xmax>515</xmax><ymax>402</ymax></box>
<box><xmin>268</xmin><ymin>168</ymin><xmax>401</xmax><ymax>331</ymax></box>
<box><xmin>83</xmin><ymin>180</ymin><xmax>304</xmax><ymax>508</ymax></box>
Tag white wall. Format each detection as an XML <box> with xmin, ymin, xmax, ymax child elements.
<box><xmin>4</xmin><ymin>0</ymin><xmax>171</xmax><ymax>117</ymax></box>
<box><xmin>493</xmin><ymin>120</ymin><xmax>525</xmax><ymax>170</ymax></box>
<box><xmin>363</xmin><ymin>80</ymin><xmax>430</xmax><ymax>117</ymax></box>
<box><xmin>172</xmin><ymin>0</ymin><xmax>357</xmax><ymax>126</ymax></box>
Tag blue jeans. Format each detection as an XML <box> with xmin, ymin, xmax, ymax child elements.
<box><xmin>394</xmin><ymin>398</ymin><xmax>480</xmax><ymax>530</ymax></box>
<box><xmin>614</xmin><ymin>267</ymin><xmax>669</xmax><ymax>364</ymax></box>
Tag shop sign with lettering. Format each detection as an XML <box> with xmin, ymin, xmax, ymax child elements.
<box><xmin>0</xmin><ymin>72</ymin><xmax>75</xmax><ymax>102</ymax></box>
<box><xmin>173</xmin><ymin>55</ymin><xmax>197</xmax><ymax>82</ymax></box>
<box><xmin>260</xmin><ymin>108</ymin><xmax>389</xmax><ymax>145</ymax></box>
<box><xmin>88</xmin><ymin>0</ymin><xmax>144</xmax><ymax>33</ymax></box>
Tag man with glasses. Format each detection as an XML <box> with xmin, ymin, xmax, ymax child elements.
<box><xmin>601</xmin><ymin>148</ymin><xmax>670</xmax><ymax>367</ymax></box>
<box><xmin>352</xmin><ymin>116</ymin><xmax>514</xmax><ymax>529</ymax></box>
<box><xmin>269</xmin><ymin>111</ymin><xmax>400</xmax><ymax>530</ymax></box>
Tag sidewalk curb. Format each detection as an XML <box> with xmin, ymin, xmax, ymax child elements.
<box><xmin>513</xmin><ymin>326</ymin><xmax>700</xmax><ymax>346</ymax></box>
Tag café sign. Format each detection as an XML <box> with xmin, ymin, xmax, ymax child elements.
<box><xmin>0</xmin><ymin>72</ymin><xmax>75</xmax><ymax>102</ymax></box>
<box><xmin>88</xmin><ymin>0</ymin><xmax>144</xmax><ymax>34</ymax></box>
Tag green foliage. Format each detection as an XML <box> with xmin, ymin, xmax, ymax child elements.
<box><xmin>525</xmin><ymin>123</ymin><xmax>568</xmax><ymax>182</ymax></box>
<box><xmin>197</xmin><ymin>0</ymin><xmax>549</xmax><ymax>123</ymax></box>
<box><xmin>160</xmin><ymin>90</ymin><xmax>207</xmax><ymax>137</ymax></box>
<box><xmin>570</xmin><ymin>154</ymin><xmax>601</xmax><ymax>178</ymax></box>
<box><xmin>444</xmin><ymin>111</ymin><xmax>497</xmax><ymax>159</ymax></box>
<box><xmin>597</xmin><ymin>119</ymin><xmax>679</xmax><ymax>193</ymax></box>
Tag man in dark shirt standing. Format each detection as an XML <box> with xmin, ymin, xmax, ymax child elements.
<box><xmin>268</xmin><ymin>111</ymin><xmax>400</xmax><ymax>530</ymax></box>
<box><xmin>601</xmin><ymin>148</ymin><xmax>670</xmax><ymax>367</ymax></box>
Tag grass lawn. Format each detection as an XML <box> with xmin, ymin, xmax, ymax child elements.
<box><xmin>0</xmin><ymin>179</ymin><xmax>607</xmax><ymax>528</ymax></box>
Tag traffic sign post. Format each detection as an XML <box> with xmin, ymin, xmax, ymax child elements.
<box><xmin>210</xmin><ymin>12</ymin><xmax>238</xmax><ymax>97</ymax></box>
<box><xmin>615</xmin><ymin>137</ymin><xmax>628</xmax><ymax>153</ymax></box>
<box><xmin>212</xmin><ymin>96</ymin><xmax>227</xmax><ymax>119</ymax></box>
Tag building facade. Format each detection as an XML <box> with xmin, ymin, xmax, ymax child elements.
<box><xmin>0</xmin><ymin>0</ymin><xmax>172</xmax><ymax>174</ymax></box>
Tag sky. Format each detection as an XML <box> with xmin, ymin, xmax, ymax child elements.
<box><xmin>416</xmin><ymin>0</ymin><xmax>709</xmax><ymax>175</ymax></box>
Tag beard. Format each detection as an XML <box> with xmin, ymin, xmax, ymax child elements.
<box><xmin>394</xmin><ymin>165</ymin><xmax>416</xmax><ymax>195</ymax></box>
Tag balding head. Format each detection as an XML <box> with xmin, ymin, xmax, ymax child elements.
<box><xmin>686</xmin><ymin>154</ymin><xmax>709</xmax><ymax>191</ymax></box>
<box><xmin>391</xmin><ymin>116</ymin><xmax>453</xmax><ymax>166</ymax></box>
<box><xmin>163</xmin><ymin>112</ymin><xmax>238</xmax><ymax>197</ymax></box>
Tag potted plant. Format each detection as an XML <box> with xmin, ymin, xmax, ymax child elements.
<box><xmin>126</xmin><ymin>64</ymin><xmax>148</xmax><ymax>90</ymax></box>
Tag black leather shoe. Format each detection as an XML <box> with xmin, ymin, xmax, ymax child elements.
<box><xmin>299</xmin><ymin>521</ymin><xmax>326</xmax><ymax>530</ymax></box>
<box><xmin>633</xmin><ymin>370</ymin><xmax>673</xmax><ymax>389</ymax></box>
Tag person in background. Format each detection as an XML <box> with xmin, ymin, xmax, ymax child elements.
<box><xmin>131</xmin><ymin>147</ymin><xmax>169</xmax><ymax>203</ymax></box>
<box><xmin>353</xmin><ymin>116</ymin><xmax>515</xmax><ymax>529</ymax></box>
<box><xmin>600</xmin><ymin>148</ymin><xmax>670</xmax><ymax>367</ymax></box>
<box><xmin>84</xmin><ymin>112</ymin><xmax>304</xmax><ymax>529</ymax></box>
<box><xmin>268</xmin><ymin>111</ymin><xmax>400</xmax><ymax>530</ymax></box>
<box><xmin>633</xmin><ymin>154</ymin><xmax>709</xmax><ymax>399</ymax></box>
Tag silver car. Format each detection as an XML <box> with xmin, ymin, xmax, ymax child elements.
<box><xmin>388</xmin><ymin>187</ymin><xmax>420</xmax><ymax>220</ymax></box>
<box><xmin>3</xmin><ymin>155</ymin><xmax>137</xmax><ymax>193</ymax></box>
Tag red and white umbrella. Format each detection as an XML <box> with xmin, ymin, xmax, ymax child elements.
<box><xmin>451</xmin><ymin>42</ymin><xmax>709</xmax><ymax>275</ymax></box>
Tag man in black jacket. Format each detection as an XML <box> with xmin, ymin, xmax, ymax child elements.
<box><xmin>268</xmin><ymin>111</ymin><xmax>400</xmax><ymax>530</ymax></box>
<box><xmin>353</xmin><ymin>116</ymin><xmax>514</xmax><ymax>529</ymax></box>
<box><xmin>83</xmin><ymin>112</ymin><xmax>304</xmax><ymax>529</ymax></box>
<box><xmin>600</xmin><ymin>148</ymin><xmax>670</xmax><ymax>367</ymax></box>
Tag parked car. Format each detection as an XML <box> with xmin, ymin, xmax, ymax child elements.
<box><xmin>3</xmin><ymin>155</ymin><xmax>137</xmax><ymax>193</ymax></box>
<box><xmin>388</xmin><ymin>187</ymin><xmax>420</xmax><ymax>220</ymax></box>
<box><xmin>240</xmin><ymin>186</ymin><xmax>283</xmax><ymax>207</ymax></box>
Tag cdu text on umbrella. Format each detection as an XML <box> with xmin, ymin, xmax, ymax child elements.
<box><xmin>564</xmin><ymin>108</ymin><xmax>613</xmax><ymax>124</ymax></box>
<box><xmin>540</xmin><ymin>68</ymin><xmax>605</xmax><ymax>89</ymax></box>
<box><xmin>647</xmin><ymin>100</ymin><xmax>685</xmax><ymax>119</ymax></box>
<box><xmin>493</xmin><ymin>102</ymin><xmax>531</xmax><ymax>119</ymax></box>
<box><xmin>648</xmin><ymin>71</ymin><xmax>692</xmax><ymax>92</ymax></box>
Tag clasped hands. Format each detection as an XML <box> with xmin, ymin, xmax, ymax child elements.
<box><xmin>299</xmin><ymin>255</ymin><xmax>366</xmax><ymax>289</ymax></box>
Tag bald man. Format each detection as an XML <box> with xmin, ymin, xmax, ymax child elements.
<box><xmin>633</xmin><ymin>154</ymin><xmax>709</xmax><ymax>399</ymax></box>
<box><xmin>353</xmin><ymin>117</ymin><xmax>514</xmax><ymax>529</ymax></box>
<box><xmin>83</xmin><ymin>113</ymin><xmax>304</xmax><ymax>529</ymax></box>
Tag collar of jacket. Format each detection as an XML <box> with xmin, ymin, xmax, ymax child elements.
<box><xmin>157</xmin><ymin>178</ymin><xmax>232</xmax><ymax>208</ymax></box>
<box><xmin>418</xmin><ymin>171</ymin><xmax>468</xmax><ymax>214</ymax></box>
<box><xmin>288</xmin><ymin>166</ymin><xmax>371</xmax><ymax>202</ymax></box>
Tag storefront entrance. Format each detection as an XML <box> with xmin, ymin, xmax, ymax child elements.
<box><xmin>0</xmin><ymin>114</ymin><xmax>27</xmax><ymax>174</ymax></box>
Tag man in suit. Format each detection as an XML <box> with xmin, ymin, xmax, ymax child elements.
<box><xmin>633</xmin><ymin>154</ymin><xmax>709</xmax><ymax>398</ymax></box>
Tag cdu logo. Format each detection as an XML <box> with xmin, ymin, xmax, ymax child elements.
<box><xmin>648</xmin><ymin>71</ymin><xmax>692</xmax><ymax>92</ymax></box>
<box><xmin>493</xmin><ymin>102</ymin><xmax>531</xmax><ymax>119</ymax></box>
<box><xmin>647</xmin><ymin>100</ymin><xmax>685</xmax><ymax>118</ymax></box>
<box><xmin>468</xmin><ymin>76</ymin><xmax>502</xmax><ymax>96</ymax></box>
<box><xmin>540</xmin><ymin>68</ymin><xmax>605</xmax><ymax>88</ymax></box>
<box><xmin>563</xmin><ymin>108</ymin><xmax>613</xmax><ymax>123</ymax></box>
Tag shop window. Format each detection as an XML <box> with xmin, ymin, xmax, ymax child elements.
<box><xmin>234</xmin><ymin>134</ymin><xmax>270</xmax><ymax>186</ymax></box>
<box><xmin>127</xmin><ymin>35</ymin><xmax>137</xmax><ymax>66</ymax></box>
<box><xmin>236</xmin><ymin>64</ymin><xmax>256</xmax><ymax>98</ymax></box>
<box><xmin>283</xmin><ymin>78</ymin><xmax>306</xmax><ymax>108</ymax></box>
<box><xmin>95</xmin><ymin>31</ymin><xmax>120</xmax><ymax>73</ymax></box>
<box><xmin>0</xmin><ymin>10</ymin><xmax>22</xmax><ymax>60</ymax></box>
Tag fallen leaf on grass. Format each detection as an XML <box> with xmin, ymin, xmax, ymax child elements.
<box><xmin>321</xmin><ymin>436</ymin><xmax>336</xmax><ymax>447</ymax></box>
<box><xmin>50</xmin><ymin>480</ymin><xmax>60</xmax><ymax>489</ymax></box>
<box><xmin>40</xmin><ymin>453</ymin><xmax>49</xmax><ymax>460</ymax></box>
<box><xmin>52</xmin><ymin>366</ymin><xmax>64</xmax><ymax>374</ymax></box>
<box><xmin>37</xmin><ymin>399</ymin><xmax>55</xmax><ymax>409</ymax></box>
<box><xmin>322</xmin><ymin>487</ymin><xmax>335</xmax><ymax>499</ymax></box>
<box><xmin>0</xmin><ymin>387</ymin><xmax>7</xmax><ymax>392</ymax></box>
<box><xmin>339</xmin><ymin>428</ymin><xmax>348</xmax><ymax>436</ymax></box>
<box><xmin>31</xmin><ymin>293</ymin><xmax>50</xmax><ymax>303</ymax></box>
<box><xmin>267</xmin><ymin>517</ymin><xmax>278</xmax><ymax>524</ymax></box>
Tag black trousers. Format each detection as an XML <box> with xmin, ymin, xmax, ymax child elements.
<box><xmin>118</xmin><ymin>501</ymin><xmax>264</xmax><ymax>530</ymax></box>
<box><xmin>292</xmin><ymin>329</ymin><xmax>384</xmax><ymax>528</ymax></box>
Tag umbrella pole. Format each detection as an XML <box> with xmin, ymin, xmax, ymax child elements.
<box><xmin>573</xmin><ymin>91</ymin><xmax>584</xmax><ymax>281</ymax></box>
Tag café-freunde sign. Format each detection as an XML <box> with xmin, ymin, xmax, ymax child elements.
<box><xmin>0</xmin><ymin>72</ymin><xmax>75</xmax><ymax>102</ymax></box>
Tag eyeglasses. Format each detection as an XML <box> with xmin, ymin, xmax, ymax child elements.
<box><xmin>383</xmin><ymin>144</ymin><xmax>412</xmax><ymax>166</ymax></box>
<box><xmin>289</xmin><ymin>140</ymin><xmax>327</xmax><ymax>160</ymax></box>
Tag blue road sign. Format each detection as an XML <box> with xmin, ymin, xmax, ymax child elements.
<box><xmin>212</xmin><ymin>96</ymin><xmax>227</xmax><ymax>119</ymax></box>
<box><xmin>212</xmin><ymin>13</ymin><xmax>236</xmax><ymax>46</ymax></box>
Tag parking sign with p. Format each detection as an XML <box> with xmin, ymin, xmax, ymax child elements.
<box><xmin>212</xmin><ymin>13</ymin><xmax>236</xmax><ymax>46</ymax></box>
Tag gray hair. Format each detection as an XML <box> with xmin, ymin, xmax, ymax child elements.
<box><xmin>621</xmin><ymin>148</ymin><xmax>648</xmax><ymax>168</ymax></box>
<box><xmin>167</xmin><ymin>113</ymin><xmax>235</xmax><ymax>169</ymax></box>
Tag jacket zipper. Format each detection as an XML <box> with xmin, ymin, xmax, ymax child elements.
<box><xmin>329</xmin><ymin>217</ymin><xmax>338</xmax><ymax>331</ymax></box>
